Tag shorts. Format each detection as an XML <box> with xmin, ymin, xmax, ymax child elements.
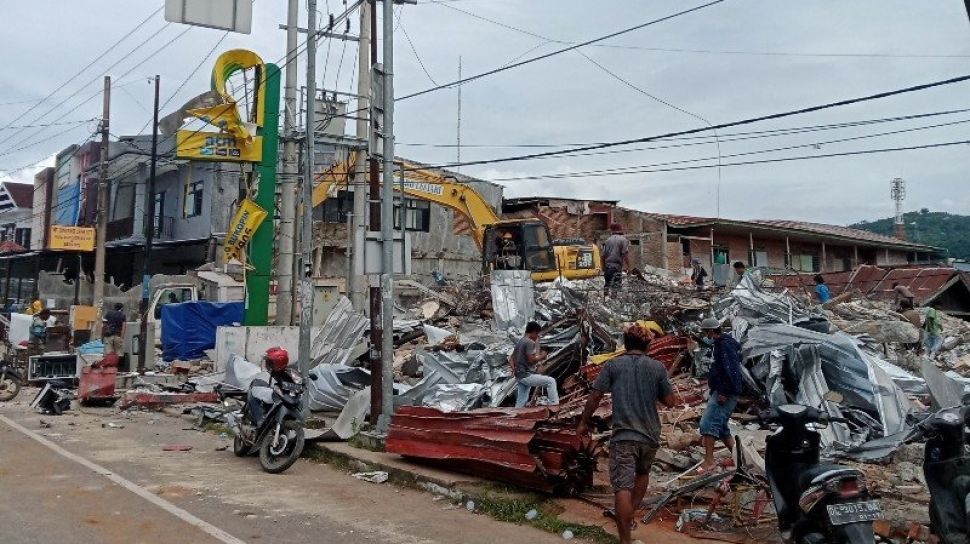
<box><xmin>609</xmin><ymin>441</ymin><xmax>658</xmax><ymax>491</ymax></box>
<box><xmin>103</xmin><ymin>335</ymin><xmax>124</xmax><ymax>355</ymax></box>
<box><xmin>700</xmin><ymin>393</ymin><xmax>737</xmax><ymax>439</ymax></box>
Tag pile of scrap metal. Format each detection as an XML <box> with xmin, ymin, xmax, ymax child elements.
<box><xmin>386</xmin><ymin>406</ymin><xmax>599</xmax><ymax>494</ymax></box>
<box><xmin>717</xmin><ymin>275</ymin><xmax>918</xmax><ymax>460</ymax></box>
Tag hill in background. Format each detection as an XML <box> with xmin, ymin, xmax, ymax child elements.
<box><xmin>850</xmin><ymin>209</ymin><xmax>970</xmax><ymax>261</ymax></box>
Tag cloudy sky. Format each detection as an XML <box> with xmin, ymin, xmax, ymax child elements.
<box><xmin>2</xmin><ymin>0</ymin><xmax>970</xmax><ymax>225</ymax></box>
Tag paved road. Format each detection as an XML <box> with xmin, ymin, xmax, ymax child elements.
<box><xmin>0</xmin><ymin>400</ymin><xmax>567</xmax><ymax>544</ymax></box>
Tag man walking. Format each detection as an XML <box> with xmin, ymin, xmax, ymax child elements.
<box><xmin>698</xmin><ymin>318</ymin><xmax>743</xmax><ymax>473</ymax></box>
<box><xmin>923</xmin><ymin>306</ymin><xmax>944</xmax><ymax>358</ymax></box>
<box><xmin>578</xmin><ymin>324</ymin><xmax>678</xmax><ymax>544</ymax></box>
<box><xmin>600</xmin><ymin>223</ymin><xmax>630</xmax><ymax>296</ymax></box>
<box><xmin>512</xmin><ymin>321</ymin><xmax>558</xmax><ymax>407</ymax></box>
<box><xmin>103</xmin><ymin>303</ymin><xmax>126</xmax><ymax>355</ymax></box>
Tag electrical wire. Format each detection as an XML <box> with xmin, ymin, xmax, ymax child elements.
<box><xmin>488</xmin><ymin>116</ymin><xmax>970</xmax><ymax>181</ymax></box>
<box><xmin>400</xmin><ymin>72</ymin><xmax>970</xmax><ymax>171</ymax></box>
<box><xmin>397</xmin><ymin>0</ymin><xmax>727</xmax><ymax>101</ymax></box>
<box><xmin>0</xmin><ymin>6</ymin><xmax>162</xmax><ymax>134</ymax></box>
<box><xmin>397</xmin><ymin>10</ymin><xmax>439</xmax><ymax>86</ymax></box>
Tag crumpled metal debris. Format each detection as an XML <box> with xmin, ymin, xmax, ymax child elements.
<box><xmin>490</xmin><ymin>270</ymin><xmax>536</xmax><ymax>333</ymax></box>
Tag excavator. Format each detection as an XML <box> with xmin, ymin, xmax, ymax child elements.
<box><xmin>310</xmin><ymin>154</ymin><xmax>602</xmax><ymax>283</ymax></box>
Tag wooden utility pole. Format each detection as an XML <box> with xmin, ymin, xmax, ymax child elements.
<box><xmin>137</xmin><ymin>75</ymin><xmax>160</xmax><ymax>373</ymax></box>
<box><xmin>92</xmin><ymin>76</ymin><xmax>111</xmax><ymax>338</ymax></box>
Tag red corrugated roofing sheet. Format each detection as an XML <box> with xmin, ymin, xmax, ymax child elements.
<box><xmin>767</xmin><ymin>265</ymin><xmax>960</xmax><ymax>305</ymax></box>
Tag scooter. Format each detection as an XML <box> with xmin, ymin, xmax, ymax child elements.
<box><xmin>223</xmin><ymin>347</ymin><xmax>307</xmax><ymax>474</ymax></box>
<box><xmin>0</xmin><ymin>362</ymin><xmax>25</xmax><ymax>401</ymax></box>
<box><xmin>762</xmin><ymin>400</ymin><xmax>880</xmax><ymax>544</ymax></box>
<box><xmin>915</xmin><ymin>404</ymin><xmax>970</xmax><ymax>544</ymax></box>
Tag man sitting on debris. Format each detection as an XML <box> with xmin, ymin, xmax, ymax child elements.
<box><xmin>813</xmin><ymin>274</ymin><xmax>831</xmax><ymax>303</ymax></box>
<box><xmin>600</xmin><ymin>223</ymin><xmax>631</xmax><ymax>297</ymax></box>
<box><xmin>512</xmin><ymin>321</ymin><xmax>558</xmax><ymax>407</ymax></box>
<box><xmin>698</xmin><ymin>318</ymin><xmax>743</xmax><ymax>474</ymax></box>
<box><xmin>578</xmin><ymin>324</ymin><xmax>678</xmax><ymax>544</ymax></box>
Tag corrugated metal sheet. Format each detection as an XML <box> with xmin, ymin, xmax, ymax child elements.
<box><xmin>386</xmin><ymin>406</ymin><xmax>597</xmax><ymax>494</ymax></box>
<box><xmin>767</xmin><ymin>265</ymin><xmax>962</xmax><ymax>305</ymax></box>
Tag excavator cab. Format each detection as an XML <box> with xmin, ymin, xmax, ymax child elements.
<box><xmin>482</xmin><ymin>221</ymin><xmax>557</xmax><ymax>278</ymax></box>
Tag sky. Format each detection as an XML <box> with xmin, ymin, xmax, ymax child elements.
<box><xmin>2</xmin><ymin>0</ymin><xmax>970</xmax><ymax>226</ymax></box>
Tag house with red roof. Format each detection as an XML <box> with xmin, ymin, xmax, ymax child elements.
<box><xmin>0</xmin><ymin>181</ymin><xmax>34</xmax><ymax>252</ymax></box>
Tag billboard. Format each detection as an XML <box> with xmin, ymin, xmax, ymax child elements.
<box><xmin>164</xmin><ymin>0</ymin><xmax>252</xmax><ymax>34</ymax></box>
<box><xmin>49</xmin><ymin>225</ymin><xmax>95</xmax><ymax>251</ymax></box>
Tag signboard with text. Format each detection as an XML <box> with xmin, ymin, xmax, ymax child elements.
<box><xmin>176</xmin><ymin>131</ymin><xmax>262</xmax><ymax>162</ymax></box>
<box><xmin>49</xmin><ymin>225</ymin><xmax>95</xmax><ymax>251</ymax></box>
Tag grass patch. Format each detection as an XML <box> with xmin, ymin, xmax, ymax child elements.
<box><xmin>202</xmin><ymin>422</ymin><xmax>232</xmax><ymax>435</ymax></box>
<box><xmin>472</xmin><ymin>489</ymin><xmax>617</xmax><ymax>544</ymax></box>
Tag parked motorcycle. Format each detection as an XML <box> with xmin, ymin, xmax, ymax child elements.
<box><xmin>762</xmin><ymin>399</ymin><xmax>880</xmax><ymax>544</ymax></box>
<box><xmin>223</xmin><ymin>347</ymin><xmax>307</xmax><ymax>474</ymax></box>
<box><xmin>914</xmin><ymin>404</ymin><xmax>970</xmax><ymax>544</ymax></box>
<box><xmin>0</xmin><ymin>362</ymin><xmax>25</xmax><ymax>401</ymax></box>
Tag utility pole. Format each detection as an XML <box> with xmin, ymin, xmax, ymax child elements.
<box><xmin>349</xmin><ymin>0</ymin><xmax>371</xmax><ymax>312</ymax></box>
<box><xmin>137</xmin><ymin>75</ymin><xmax>160</xmax><ymax>373</ymax></box>
<box><xmin>456</xmin><ymin>56</ymin><xmax>462</xmax><ymax>171</ymax></box>
<box><xmin>378</xmin><ymin>0</ymin><xmax>396</xmax><ymax>431</ymax></box>
<box><xmin>92</xmin><ymin>76</ymin><xmax>111</xmax><ymax>339</ymax></box>
<box><xmin>368</xmin><ymin>0</ymin><xmax>383</xmax><ymax>425</ymax></box>
<box><xmin>891</xmin><ymin>177</ymin><xmax>906</xmax><ymax>241</ymax></box>
<box><xmin>298</xmin><ymin>0</ymin><xmax>318</xmax><ymax>379</ymax></box>
<box><xmin>277</xmin><ymin>0</ymin><xmax>300</xmax><ymax>326</ymax></box>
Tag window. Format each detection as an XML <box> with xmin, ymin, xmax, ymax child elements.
<box><xmin>15</xmin><ymin>228</ymin><xmax>30</xmax><ymax>249</ymax></box>
<box><xmin>793</xmin><ymin>252</ymin><xmax>820</xmax><ymax>272</ymax></box>
<box><xmin>393</xmin><ymin>199</ymin><xmax>430</xmax><ymax>232</ymax></box>
<box><xmin>153</xmin><ymin>192</ymin><xmax>165</xmax><ymax>236</ymax></box>
<box><xmin>183</xmin><ymin>169</ymin><xmax>204</xmax><ymax>217</ymax></box>
<box><xmin>713</xmin><ymin>246</ymin><xmax>730</xmax><ymax>265</ymax></box>
<box><xmin>751</xmin><ymin>250</ymin><xmax>768</xmax><ymax>267</ymax></box>
<box><xmin>322</xmin><ymin>190</ymin><xmax>352</xmax><ymax>223</ymax></box>
<box><xmin>522</xmin><ymin>223</ymin><xmax>554</xmax><ymax>271</ymax></box>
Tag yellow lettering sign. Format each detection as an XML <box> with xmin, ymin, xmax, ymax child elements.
<box><xmin>49</xmin><ymin>226</ymin><xmax>95</xmax><ymax>252</ymax></box>
<box><xmin>224</xmin><ymin>199</ymin><xmax>268</xmax><ymax>262</ymax></box>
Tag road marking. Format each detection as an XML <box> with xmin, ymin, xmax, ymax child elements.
<box><xmin>0</xmin><ymin>414</ymin><xmax>248</xmax><ymax>544</ymax></box>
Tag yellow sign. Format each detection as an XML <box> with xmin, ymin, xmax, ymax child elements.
<box><xmin>177</xmin><ymin>131</ymin><xmax>262</xmax><ymax>162</ymax></box>
<box><xmin>224</xmin><ymin>199</ymin><xmax>268</xmax><ymax>262</ymax></box>
<box><xmin>49</xmin><ymin>225</ymin><xmax>95</xmax><ymax>251</ymax></box>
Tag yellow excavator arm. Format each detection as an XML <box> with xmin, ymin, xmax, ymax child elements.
<box><xmin>312</xmin><ymin>153</ymin><xmax>499</xmax><ymax>248</ymax></box>
<box><xmin>311</xmin><ymin>154</ymin><xmax>602</xmax><ymax>281</ymax></box>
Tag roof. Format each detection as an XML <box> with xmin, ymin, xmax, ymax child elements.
<box><xmin>0</xmin><ymin>182</ymin><xmax>33</xmax><ymax>210</ymax></box>
<box><xmin>768</xmin><ymin>265</ymin><xmax>968</xmax><ymax>307</ymax></box>
<box><xmin>0</xmin><ymin>240</ymin><xmax>27</xmax><ymax>254</ymax></box>
<box><xmin>642</xmin><ymin>212</ymin><xmax>937</xmax><ymax>252</ymax></box>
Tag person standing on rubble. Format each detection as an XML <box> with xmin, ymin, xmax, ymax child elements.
<box><xmin>577</xmin><ymin>324</ymin><xmax>678</xmax><ymax>544</ymax></box>
<box><xmin>512</xmin><ymin>321</ymin><xmax>558</xmax><ymax>407</ymax></box>
<box><xmin>600</xmin><ymin>223</ymin><xmax>631</xmax><ymax>296</ymax></box>
<box><xmin>103</xmin><ymin>303</ymin><xmax>126</xmax><ymax>355</ymax></box>
<box><xmin>698</xmin><ymin>318</ymin><xmax>743</xmax><ymax>474</ymax></box>
<box><xmin>813</xmin><ymin>274</ymin><xmax>831</xmax><ymax>303</ymax></box>
<box><xmin>899</xmin><ymin>299</ymin><xmax>923</xmax><ymax>353</ymax></box>
<box><xmin>923</xmin><ymin>306</ymin><xmax>944</xmax><ymax>358</ymax></box>
<box><xmin>893</xmin><ymin>282</ymin><xmax>916</xmax><ymax>309</ymax></box>
<box><xmin>691</xmin><ymin>258</ymin><xmax>708</xmax><ymax>292</ymax></box>
<box><xmin>730</xmin><ymin>261</ymin><xmax>747</xmax><ymax>289</ymax></box>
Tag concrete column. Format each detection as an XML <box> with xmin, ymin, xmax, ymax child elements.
<box><xmin>821</xmin><ymin>242</ymin><xmax>827</xmax><ymax>273</ymax></box>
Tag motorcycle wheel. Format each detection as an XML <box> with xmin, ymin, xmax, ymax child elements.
<box><xmin>258</xmin><ymin>420</ymin><xmax>305</xmax><ymax>474</ymax></box>
<box><xmin>232</xmin><ymin>434</ymin><xmax>248</xmax><ymax>457</ymax></box>
<box><xmin>0</xmin><ymin>374</ymin><xmax>20</xmax><ymax>402</ymax></box>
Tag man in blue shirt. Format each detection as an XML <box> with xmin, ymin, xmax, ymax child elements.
<box><xmin>814</xmin><ymin>274</ymin><xmax>831</xmax><ymax>303</ymax></box>
<box><xmin>698</xmin><ymin>318</ymin><xmax>743</xmax><ymax>473</ymax></box>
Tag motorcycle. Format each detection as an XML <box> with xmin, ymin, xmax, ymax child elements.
<box><xmin>223</xmin><ymin>347</ymin><xmax>308</xmax><ymax>474</ymax></box>
<box><xmin>914</xmin><ymin>404</ymin><xmax>970</xmax><ymax>544</ymax></box>
<box><xmin>762</xmin><ymin>398</ymin><xmax>880</xmax><ymax>544</ymax></box>
<box><xmin>0</xmin><ymin>361</ymin><xmax>25</xmax><ymax>401</ymax></box>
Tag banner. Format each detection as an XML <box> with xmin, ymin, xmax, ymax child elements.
<box><xmin>176</xmin><ymin>131</ymin><xmax>262</xmax><ymax>162</ymax></box>
<box><xmin>223</xmin><ymin>199</ymin><xmax>267</xmax><ymax>263</ymax></box>
<box><xmin>49</xmin><ymin>225</ymin><xmax>95</xmax><ymax>251</ymax></box>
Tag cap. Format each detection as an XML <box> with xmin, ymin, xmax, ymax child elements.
<box><xmin>699</xmin><ymin>318</ymin><xmax>721</xmax><ymax>331</ymax></box>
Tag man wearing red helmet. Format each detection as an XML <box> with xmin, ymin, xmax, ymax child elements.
<box><xmin>245</xmin><ymin>347</ymin><xmax>291</xmax><ymax>425</ymax></box>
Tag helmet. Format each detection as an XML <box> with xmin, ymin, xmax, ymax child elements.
<box><xmin>699</xmin><ymin>318</ymin><xmax>721</xmax><ymax>331</ymax></box>
<box><xmin>265</xmin><ymin>347</ymin><xmax>290</xmax><ymax>372</ymax></box>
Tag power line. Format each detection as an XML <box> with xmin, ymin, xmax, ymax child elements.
<box><xmin>397</xmin><ymin>10</ymin><xmax>439</xmax><ymax>86</ymax></box>
<box><xmin>426</xmin><ymin>0</ymin><xmax>970</xmax><ymax>60</ymax></box>
<box><xmin>398</xmin><ymin>0</ymin><xmax>727</xmax><ymax>101</ymax></box>
<box><xmin>403</xmin><ymin>72</ymin><xmax>970</xmax><ymax>171</ymax></box>
<box><xmin>489</xmin><ymin>116</ymin><xmax>970</xmax><ymax>181</ymax></box>
<box><xmin>0</xmin><ymin>6</ymin><xmax>162</xmax><ymax>134</ymax></box>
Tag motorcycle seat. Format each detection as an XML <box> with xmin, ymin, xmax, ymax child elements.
<box><xmin>798</xmin><ymin>465</ymin><xmax>862</xmax><ymax>491</ymax></box>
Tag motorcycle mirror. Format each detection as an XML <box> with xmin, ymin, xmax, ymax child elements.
<box><xmin>822</xmin><ymin>391</ymin><xmax>844</xmax><ymax>404</ymax></box>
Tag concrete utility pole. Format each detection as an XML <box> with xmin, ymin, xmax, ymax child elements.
<box><xmin>92</xmin><ymin>76</ymin><xmax>111</xmax><ymax>339</ymax></box>
<box><xmin>137</xmin><ymin>75</ymin><xmax>160</xmax><ymax>373</ymax></box>
<box><xmin>378</xmin><ymin>0</ymin><xmax>396</xmax><ymax>431</ymax></box>
<box><xmin>277</xmin><ymin>0</ymin><xmax>300</xmax><ymax>326</ymax></box>
<box><xmin>891</xmin><ymin>177</ymin><xmax>907</xmax><ymax>241</ymax></box>
<box><xmin>349</xmin><ymin>1</ymin><xmax>371</xmax><ymax>311</ymax></box>
<box><xmin>298</xmin><ymin>0</ymin><xmax>318</xmax><ymax>378</ymax></box>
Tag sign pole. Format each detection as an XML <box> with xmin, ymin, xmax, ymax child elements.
<box><xmin>244</xmin><ymin>64</ymin><xmax>281</xmax><ymax>326</ymax></box>
<box><xmin>92</xmin><ymin>76</ymin><xmax>111</xmax><ymax>339</ymax></box>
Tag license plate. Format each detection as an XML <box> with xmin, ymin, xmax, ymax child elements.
<box><xmin>576</xmin><ymin>250</ymin><xmax>594</xmax><ymax>269</ymax></box>
<box><xmin>826</xmin><ymin>501</ymin><xmax>882</xmax><ymax>526</ymax></box>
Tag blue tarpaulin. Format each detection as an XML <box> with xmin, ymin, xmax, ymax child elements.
<box><xmin>161</xmin><ymin>301</ymin><xmax>244</xmax><ymax>361</ymax></box>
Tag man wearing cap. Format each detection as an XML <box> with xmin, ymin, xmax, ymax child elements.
<box><xmin>578</xmin><ymin>324</ymin><xmax>678</xmax><ymax>544</ymax></box>
<box><xmin>698</xmin><ymin>317</ymin><xmax>743</xmax><ymax>473</ymax></box>
<box><xmin>600</xmin><ymin>223</ymin><xmax>631</xmax><ymax>297</ymax></box>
